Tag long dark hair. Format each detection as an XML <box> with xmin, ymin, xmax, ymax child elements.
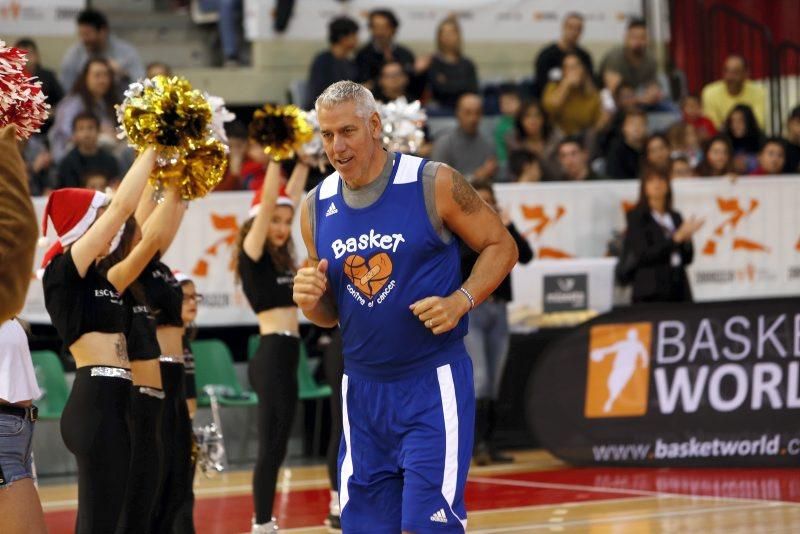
<box><xmin>643</xmin><ymin>133</ymin><xmax>671</xmax><ymax>172</ymax></box>
<box><xmin>723</xmin><ymin>104</ymin><xmax>764</xmax><ymax>154</ymax></box>
<box><xmin>96</xmin><ymin>216</ymin><xmax>148</xmax><ymax>304</ymax></box>
<box><xmin>70</xmin><ymin>58</ymin><xmax>119</xmax><ymax>123</ymax></box>
<box><xmin>695</xmin><ymin>134</ymin><xmax>734</xmax><ymax>176</ymax></box>
<box><xmin>514</xmin><ymin>100</ymin><xmax>552</xmax><ymax>142</ymax></box>
<box><xmin>635</xmin><ymin>166</ymin><xmax>673</xmax><ymax>212</ymax></box>
<box><xmin>233</xmin><ymin>214</ymin><xmax>296</xmax><ymax>283</ymax></box>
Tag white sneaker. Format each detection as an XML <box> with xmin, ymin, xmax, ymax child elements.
<box><xmin>251</xmin><ymin>517</ymin><xmax>278</xmax><ymax>533</ymax></box>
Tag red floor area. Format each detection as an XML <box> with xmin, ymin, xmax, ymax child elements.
<box><xmin>44</xmin><ymin>466</ymin><xmax>800</xmax><ymax>533</ymax></box>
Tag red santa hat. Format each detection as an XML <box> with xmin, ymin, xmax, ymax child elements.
<box><xmin>172</xmin><ymin>269</ymin><xmax>192</xmax><ymax>284</ymax></box>
<box><xmin>249</xmin><ymin>186</ymin><xmax>294</xmax><ymax>218</ymax></box>
<box><xmin>40</xmin><ymin>188</ymin><xmax>108</xmax><ymax>271</ymax></box>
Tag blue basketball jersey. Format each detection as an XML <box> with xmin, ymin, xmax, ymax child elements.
<box><xmin>315</xmin><ymin>153</ymin><xmax>468</xmax><ymax>381</ymax></box>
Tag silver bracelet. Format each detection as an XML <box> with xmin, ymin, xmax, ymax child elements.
<box><xmin>458</xmin><ymin>287</ymin><xmax>475</xmax><ymax>310</ymax></box>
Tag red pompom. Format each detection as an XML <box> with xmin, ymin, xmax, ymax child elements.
<box><xmin>0</xmin><ymin>41</ymin><xmax>50</xmax><ymax>140</ymax></box>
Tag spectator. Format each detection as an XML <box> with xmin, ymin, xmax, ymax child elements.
<box><xmin>695</xmin><ymin>135</ymin><xmax>734</xmax><ymax>177</ymax></box>
<box><xmin>596</xmin><ymin>82</ymin><xmax>638</xmax><ymax>157</ymax></box>
<box><xmin>306</xmin><ymin>16</ymin><xmax>360</xmax><ymax>109</ymax></box>
<box><xmin>556</xmin><ymin>136</ymin><xmax>606</xmax><ymax>181</ymax></box>
<box><xmin>508</xmin><ymin>149</ymin><xmax>542</xmax><ymax>182</ymax></box>
<box><xmin>145</xmin><ymin>62</ymin><xmax>172</xmax><ymax>78</ymax></box>
<box><xmin>59</xmin><ymin>8</ymin><xmax>144</xmax><ymax>92</ymax></box>
<box><xmin>701</xmin><ymin>55</ymin><xmax>766</xmax><ymax>129</ymax></box>
<box><xmin>783</xmin><ymin>105</ymin><xmax>800</xmax><ymax>173</ymax></box>
<box><xmin>670</xmin><ymin>155</ymin><xmax>695</xmax><ymax>179</ymax></box>
<box><xmin>14</xmin><ymin>38</ymin><xmax>64</xmax><ymax>115</ymax></box>
<box><xmin>542</xmin><ymin>52</ymin><xmax>601</xmax><ymax>136</ymax></box>
<box><xmin>219</xmin><ymin>0</ymin><xmax>244</xmax><ymax>66</ymax></box>
<box><xmin>425</xmin><ymin>17</ymin><xmax>479</xmax><ymax>111</ymax></box>
<box><xmin>533</xmin><ymin>12</ymin><xmax>593</xmax><ymax>100</ymax></box>
<box><xmin>461</xmin><ymin>180</ymin><xmax>533</xmax><ymax>466</ymax></box>
<box><xmin>750</xmin><ymin>137</ymin><xmax>786</xmax><ymax>176</ymax></box>
<box><xmin>374</xmin><ymin>61</ymin><xmax>410</xmax><ymax>103</ymax></box>
<box><xmin>605</xmin><ymin>109</ymin><xmax>647</xmax><ymax>179</ymax></box>
<box><xmin>356</xmin><ymin>9</ymin><xmax>415</xmax><ymax>92</ymax></box>
<box><xmin>619</xmin><ymin>166</ymin><xmax>701</xmax><ymax>303</ymax></box>
<box><xmin>18</xmin><ymin>135</ymin><xmax>54</xmax><ymax>196</ymax></box>
<box><xmin>505</xmin><ymin>100</ymin><xmax>559</xmax><ymax>180</ymax></box>
<box><xmin>681</xmin><ymin>94</ymin><xmax>716</xmax><ymax>142</ymax></box>
<box><xmin>667</xmin><ymin>121</ymin><xmax>702</xmax><ymax>167</ymax></box>
<box><xmin>643</xmin><ymin>134</ymin><xmax>672</xmax><ymax>174</ymax></box>
<box><xmin>50</xmin><ymin>58</ymin><xmax>120</xmax><ymax>163</ymax></box>
<box><xmin>493</xmin><ymin>85</ymin><xmax>522</xmax><ymax>165</ymax></box>
<box><xmin>600</xmin><ymin>19</ymin><xmax>667</xmax><ymax>110</ymax></box>
<box><xmin>55</xmin><ymin>112</ymin><xmax>120</xmax><ymax>189</ymax></box>
<box><xmin>81</xmin><ymin>170</ymin><xmax>111</xmax><ymax>191</ymax></box>
<box><xmin>724</xmin><ymin>104</ymin><xmax>764</xmax><ymax>174</ymax></box>
<box><xmin>216</xmin><ymin>121</ymin><xmax>249</xmax><ymax>191</ymax></box>
<box><xmin>431</xmin><ymin>93</ymin><xmax>497</xmax><ymax>180</ymax></box>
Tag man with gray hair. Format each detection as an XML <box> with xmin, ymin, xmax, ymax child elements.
<box><xmin>293</xmin><ymin>80</ymin><xmax>518</xmax><ymax>533</ymax></box>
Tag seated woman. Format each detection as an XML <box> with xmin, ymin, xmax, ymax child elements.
<box><xmin>620</xmin><ymin>166</ymin><xmax>703</xmax><ymax>303</ymax></box>
<box><xmin>723</xmin><ymin>104</ymin><xmax>764</xmax><ymax>175</ymax></box>
<box><xmin>425</xmin><ymin>16</ymin><xmax>479</xmax><ymax>112</ymax></box>
<box><xmin>505</xmin><ymin>100</ymin><xmax>559</xmax><ymax>180</ymax></box>
<box><xmin>542</xmin><ymin>52</ymin><xmax>602</xmax><ymax>137</ymax></box>
<box><xmin>695</xmin><ymin>134</ymin><xmax>735</xmax><ymax>177</ymax></box>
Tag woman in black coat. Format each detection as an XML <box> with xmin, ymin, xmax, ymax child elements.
<box><xmin>621</xmin><ymin>167</ymin><xmax>704</xmax><ymax>303</ymax></box>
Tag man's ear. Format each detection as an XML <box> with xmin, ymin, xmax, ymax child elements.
<box><xmin>370</xmin><ymin>111</ymin><xmax>382</xmax><ymax>140</ymax></box>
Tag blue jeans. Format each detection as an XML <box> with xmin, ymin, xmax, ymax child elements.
<box><xmin>218</xmin><ymin>0</ymin><xmax>242</xmax><ymax>60</ymax></box>
<box><xmin>0</xmin><ymin>413</ymin><xmax>35</xmax><ymax>487</ymax></box>
<box><xmin>463</xmin><ymin>299</ymin><xmax>509</xmax><ymax>400</ymax></box>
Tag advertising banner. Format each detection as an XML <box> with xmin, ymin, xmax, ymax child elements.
<box><xmin>0</xmin><ymin>0</ymin><xmax>85</xmax><ymax>36</ymax></box>
<box><xmin>527</xmin><ymin>297</ymin><xmax>800</xmax><ymax>466</ymax></box>
<box><xmin>21</xmin><ymin>177</ymin><xmax>800</xmax><ymax>326</ymax></box>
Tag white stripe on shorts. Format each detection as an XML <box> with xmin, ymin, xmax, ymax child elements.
<box><xmin>437</xmin><ymin>364</ymin><xmax>467</xmax><ymax>531</ymax></box>
<box><xmin>339</xmin><ymin>374</ymin><xmax>353</xmax><ymax>513</ymax></box>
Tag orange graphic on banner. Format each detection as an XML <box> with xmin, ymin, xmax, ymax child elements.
<box><xmin>703</xmin><ymin>197</ymin><xmax>769</xmax><ymax>255</ymax></box>
<box><xmin>192</xmin><ymin>213</ymin><xmax>240</xmax><ymax>278</ymax></box>
<box><xmin>0</xmin><ymin>1</ymin><xmax>21</xmax><ymax>19</ymax></box>
<box><xmin>520</xmin><ymin>204</ymin><xmax>573</xmax><ymax>259</ymax></box>
<box><xmin>585</xmin><ymin>323</ymin><xmax>651</xmax><ymax>419</ymax></box>
<box><xmin>795</xmin><ymin>237</ymin><xmax>800</xmax><ymax>252</ymax></box>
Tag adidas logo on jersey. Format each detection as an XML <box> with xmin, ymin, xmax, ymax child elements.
<box><xmin>430</xmin><ymin>509</ymin><xmax>448</xmax><ymax>523</ymax></box>
<box><xmin>326</xmin><ymin>202</ymin><xmax>339</xmax><ymax>217</ymax></box>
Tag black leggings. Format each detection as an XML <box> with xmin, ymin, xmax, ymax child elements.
<box><xmin>248</xmin><ymin>334</ymin><xmax>299</xmax><ymax>523</ymax></box>
<box><xmin>152</xmin><ymin>362</ymin><xmax>193</xmax><ymax>533</ymax></box>
<box><xmin>323</xmin><ymin>330</ymin><xmax>344</xmax><ymax>491</ymax></box>
<box><xmin>60</xmin><ymin>367</ymin><xmax>131</xmax><ymax>534</ymax></box>
<box><xmin>117</xmin><ymin>386</ymin><xmax>164</xmax><ymax>534</ymax></box>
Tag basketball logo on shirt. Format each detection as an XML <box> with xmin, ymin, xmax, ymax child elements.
<box><xmin>343</xmin><ymin>253</ymin><xmax>393</xmax><ymax>299</ymax></box>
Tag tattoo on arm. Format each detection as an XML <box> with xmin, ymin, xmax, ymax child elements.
<box><xmin>450</xmin><ymin>169</ymin><xmax>483</xmax><ymax>215</ymax></box>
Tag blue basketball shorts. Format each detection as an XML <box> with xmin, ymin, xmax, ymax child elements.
<box><xmin>338</xmin><ymin>356</ymin><xmax>475</xmax><ymax>533</ymax></box>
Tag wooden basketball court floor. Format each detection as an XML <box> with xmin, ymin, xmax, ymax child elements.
<box><xmin>39</xmin><ymin>450</ymin><xmax>800</xmax><ymax>533</ymax></box>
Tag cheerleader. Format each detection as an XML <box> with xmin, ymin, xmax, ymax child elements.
<box><xmin>173</xmin><ymin>269</ymin><xmax>200</xmax><ymax>534</ymax></box>
<box><xmin>0</xmin><ymin>126</ymin><xmax>45</xmax><ymax>534</ymax></box>
<box><xmin>236</xmin><ymin>159</ymin><xmax>308</xmax><ymax>532</ymax></box>
<box><xmin>41</xmin><ymin>149</ymin><xmax>185</xmax><ymax>533</ymax></box>
<box><xmin>117</xmin><ymin>185</ymin><xmax>186</xmax><ymax>534</ymax></box>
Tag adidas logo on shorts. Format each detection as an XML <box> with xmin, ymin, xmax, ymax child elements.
<box><xmin>326</xmin><ymin>202</ymin><xmax>339</xmax><ymax>217</ymax></box>
<box><xmin>430</xmin><ymin>508</ymin><xmax>448</xmax><ymax>523</ymax></box>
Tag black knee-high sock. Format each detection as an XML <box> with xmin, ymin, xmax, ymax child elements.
<box><xmin>323</xmin><ymin>331</ymin><xmax>343</xmax><ymax>493</ymax></box>
<box><xmin>60</xmin><ymin>368</ymin><xmax>131</xmax><ymax>534</ymax></box>
<box><xmin>117</xmin><ymin>387</ymin><xmax>164</xmax><ymax>534</ymax></box>
<box><xmin>152</xmin><ymin>363</ymin><xmax>192</xmax><ymax>533</ymax></box>
<box><xmin>248</xmin><ymin>335</ymin><xmax>299</xmax><ymax>524</ymax></box>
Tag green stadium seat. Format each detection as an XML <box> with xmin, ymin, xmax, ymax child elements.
<box><xmin>30</xmin><ymin>350</ymin><xmax>69</xmax><ymax>419</ymax></box>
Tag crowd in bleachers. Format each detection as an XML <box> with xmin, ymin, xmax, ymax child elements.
<box><xmin>14</xmin><ymin>8</ymin><xmax>800</xmax><ymax>196</ymax></box>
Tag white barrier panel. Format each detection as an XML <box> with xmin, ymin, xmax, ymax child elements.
<box><xmin>0</xmin><ymin>0</ymin><xmax>85</xmax><ymax>36</ymax></box>
<box><xmin>21</xmin><ymin>176</ymin><xmax>800</xmax><ymax>326</ymax></box>
<box><xmin>244</xmin><ymin>0</ymin><xmax>642</xmax><ymax>42</ymax></box>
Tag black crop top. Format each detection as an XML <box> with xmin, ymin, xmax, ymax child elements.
<box><xmin>43</xmin><ymin>249</ymin><xmax>130</xmax><ymax>350</ymax></box>
<box><xmin>126</xmin><ymin>293</ymin><xmax>160</xmax><ymax>361</ymax></box>
<box><xmin>238</xmin><ymin>250</ymin><xmax>295</xmax><ymax>313</ymax></box>
<box><xmin>140</xmin><ymin>260</ymin><xmax>183</xmax><ymax>328</ymax></box>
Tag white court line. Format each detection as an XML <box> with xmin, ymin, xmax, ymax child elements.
<box><xmin>469</xmin><ymin>475</ymin><xmax>800</xmax><ymax>507</ymax></box>
<box><xmin>467</xmin><ymin>500</ymin><xmax>786</xmax><ymax>533</ymax></box>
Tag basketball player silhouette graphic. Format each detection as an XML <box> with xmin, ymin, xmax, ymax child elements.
<box><xmin>590</xmin><ymin>329</ymin><xmax>649</xmax><ymax>413</ymax></box>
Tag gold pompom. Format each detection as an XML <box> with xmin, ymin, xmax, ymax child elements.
<box><xmin>153</xmin><ymin>139</ymin><xmax>228</xmax><ymax>200</ymax></box>
<box><xmin>119</xmin><ymin>76</ymin><xmax>211</xmax><ymax>163</ymax></box>
<box><xmin>248</xmin><ymin>104</ymin><xmax>313</xmax><ymax>161</ymax></box>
